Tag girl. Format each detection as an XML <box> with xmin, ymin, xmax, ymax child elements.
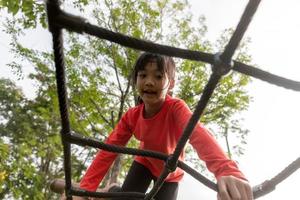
<box><xmin>68</xmin><ymin>52</ymin><xmax>252</xmax><ymax>200</ymax></box>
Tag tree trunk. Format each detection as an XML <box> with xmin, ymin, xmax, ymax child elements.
<box><xmin>101</xmin><ymin>154</ymin><xmax>123</xmax><ymax>186</ymax></box>
<box><xmin>109</xmin><ymin>155</ymin><xmax>122</xmax><ymax>184</ymax></box>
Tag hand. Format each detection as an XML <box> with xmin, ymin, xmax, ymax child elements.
<box><xmin>217</xmin><ymin>176</ymin><xmax>253</xmax><ymax>200</ymax></box>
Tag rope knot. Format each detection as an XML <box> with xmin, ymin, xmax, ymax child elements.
<box><xmin>212</xmin><ymin>52</ymin><xmax>233</xmax><ymax>76</ymax></box>
<box><xmin>165</xmin><ymin>155</ymin><xmax>178</xmax><ymax>172</ymax></box>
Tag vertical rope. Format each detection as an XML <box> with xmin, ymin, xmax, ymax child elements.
<box><xmin>144</xmin><ymin>72</ymin><xmax>223</xmax><ymax>199</ymax></box>
<box><xmin>45</xmin><ymin>0</ymin><xmax>300</xmax><ymax>199</ymax></box>
<box><xmin>221</xmin><ymin>0</ymin><xmax>261</xmax><ymax>64</ymax></box>
<box><xmin>144</xmin><ymin>168</ymin><xmax>171</xmax><ymax>200</ymax></box>
<box><xmin>172</xmin><ymin>72</ymin><xmax>222</xmax><ymax>162</ymax></box>
<box><xmin>47</xmin><ymin>0</ymin><xmax>73</xmax><ymax>199</ymax></box>
<box><xmin>52</xmin><ymin>28</ymin><xmax>73</xmax><ymax>200</ymax></box>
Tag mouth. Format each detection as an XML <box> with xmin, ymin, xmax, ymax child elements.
<box><xmin>143</xmin><ymin>90</ymin><xmax>157</xmax><ymax>95</ymax></box>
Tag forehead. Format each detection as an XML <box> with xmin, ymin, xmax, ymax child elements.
<box><xmin>139</xmin><ymin>62</ymin><xmax>162</xmax><ymax>72</ymax></box>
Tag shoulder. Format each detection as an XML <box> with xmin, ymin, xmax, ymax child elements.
<box><xmin>165</xmin><ymin>95</ymin><xmax>182</xmax><ymax>104</ymax></box>
<box><xmin>165</xmin><ymin>96</ymin><xmax>193</xmax><ymax>128</ymax></box>
<box><xmin>116</xmin><ymin>104</ymin><xmax>142</xmax><ymax>131</ymax></box>
<box><xmin>166</xmin><ymin>95</ymin><xmax>189</xmax><ymax>110</ymax></box>
<box><xmin>123</xmin><ymin>104</ymin><xmax>143</xmax><ymax>121</ymax></box>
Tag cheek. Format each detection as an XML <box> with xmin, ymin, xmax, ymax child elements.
<box><xmin>135</xmin><ymin>81</ymin><xmax>143</xmax><ymax>93</ymax></box>
<box><xmin>136</xmin><ymin>78</ymin><xmax>142</xmax><ymax>87</ymax></box>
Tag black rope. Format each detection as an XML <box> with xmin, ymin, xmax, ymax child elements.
<box><xmin>144</xmin><ymin>168</ymin><xmax>171</xmax><ymax>200</ymax></box>
<box><xmin>172</xmin><ymin>72</ymin><xmax>222</xmax><ymax>164</ymax></box>
<box><xmin>71</xmin><ymin>188</ymin><xmax>145</xmax><ymax>199</ymax></box>
<box><xmin>221</xmin><ymin>0</ymin><xmax>261</xmax><ymax>64</ymax></box>
<box><xmin>234</xmin><ymin>61</ymin><xmax>300</xmax><ymax>91</ymax></box>
<box><xmin>253</xmin><ymin>157</ymin><xmax>300</xmax><ymax>199</ymax></box>
<box><xmin>178</xmin><ymin>162</ymin><xmax>218</xmax><ymax>192</ymax></box>
<box><xmin>69</xmin><ymin>131</ymin><xmax>221</xmax><ymax>193</ymax></box>
<box><xmin>46</xmin><ymin>0</ymin><xmax>73</xmax><ymax>199</ymax></box>
<box><xmin>68</xmin><ymin>132</ymin><xmax>168</xmax><ymax>161</ymax></box>
<box><xmin>48</xmin><ymin>6</ymin><xmax>300</xmax><ymax>92</ymax></box>
<box><xmin>143</xmin><ymin>69</ymin><xmax>225</xmax><ymax>200</ymax></box>
<box><xmin>45</xmin><ymin>0</ymin><xmax>300</xmax><ymax>199</ymax></box>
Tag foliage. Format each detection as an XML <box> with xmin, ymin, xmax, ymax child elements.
<box><xmin>0</xmin><ymin>0</ymin><xmax>252</xmax><ymax>199</ymax></box>
<box><xmin>0</xmin><ymin>78</ymin><xmax>62</xmax><ymax>199</ymax></box>
<box><xmin>0</xmin><ymin>0</ymin><xmax>92</xmax><ymax>28</ymax></box>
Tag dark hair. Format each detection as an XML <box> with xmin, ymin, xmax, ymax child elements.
<box><xmin>132</xmin><ymin>52</ymin><xmax>176</xmax><ymax>85</ymax></box>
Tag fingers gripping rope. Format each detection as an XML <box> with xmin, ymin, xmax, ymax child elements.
<box><xmin>46</xmin><ymin>0</ymin><xmax>300</xmax><ymax>199</ymax></box>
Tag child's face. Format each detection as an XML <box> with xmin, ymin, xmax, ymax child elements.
<box><xmin>136</xmin><ymin>62</ymin><xmax>171</xmax><ymax>107</ymax></box>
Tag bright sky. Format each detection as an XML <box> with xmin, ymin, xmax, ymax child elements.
<box><xmin>1</xmin><ymin>0</ymin><xmax>300</xmax><ymax>200</ymax></box>
<box><xmin>179</xmin><ymin>0</ymin><xmax>300</xmax><ymax>199</ymax></box>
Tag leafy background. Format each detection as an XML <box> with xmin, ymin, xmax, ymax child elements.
<box><xmin>0</xmin><ymin>0</ymin><xmax>255</xmax><ymax>199</ymax></box>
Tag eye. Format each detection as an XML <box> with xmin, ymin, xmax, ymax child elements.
<box><xmin>155</xmin><ymin>73</ymin><xmax>163</xmax><ymax>80</ymax></box>
<box><xmin>138</xmin><ymin>72</ymin><xmax>146</xmax><ymax>78</ymax></box>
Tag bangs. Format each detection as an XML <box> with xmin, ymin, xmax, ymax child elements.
<box><xmin>135</xmin><ymin>54</ymin><xmax>166</xmax><ymax>73</ymax></box>
<box><xmin>132</xmin><ymin>52</ymin><xmax>175</xmax><ymax>85</ymax></box>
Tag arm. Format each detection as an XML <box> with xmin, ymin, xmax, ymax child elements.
<box><xmin>173</xmin><ymin>100</ymin><xmax>252</xmax><ymax>199</ymax></box>
<box><xmin>79</xmin><ymin>111</ymin><xmax>133</xmax><ymax>191</ymax></box>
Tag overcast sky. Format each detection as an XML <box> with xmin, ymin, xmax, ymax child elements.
<box><xmin>1</xmin><ymin>0</ymin><xmax>300</xmax><ymax>200</ymax></box>
<box><xmin>179</xmin><ymin>0</ymin><xmax>300</xmax><ymax>199</ymax></box>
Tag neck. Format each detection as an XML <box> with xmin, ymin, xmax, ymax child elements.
<box><xmin>143</xmin><ymin>101</ymin><xmax>164</xmax><ymax>118</ymax></box>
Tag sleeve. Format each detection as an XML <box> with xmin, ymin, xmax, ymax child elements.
<box><xmin>79</xmin><ymin>111</ymin><xmax>133</xmax><ymax>191</ymax></box>
<box><xmin>172</xmin><ymin>100</ymin><xmax>247</xmax><ymax>181</ymax></box>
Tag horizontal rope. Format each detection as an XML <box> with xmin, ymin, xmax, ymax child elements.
<box><xmin>67</xmin><ymin>132</ymin><xmax>223</xmax><ymax>198</ymax></box>
<box><xmin>55</xmin><ymin>11</ymin><xmax>215</xmax><ymax>64</ymax></box>
<box><xmin>67</xmin><ymin>132</ymin><xmax>168</xmax><ymax>161</ymax></box>
<box><xmin>49</xmin><ymin>9</ymin><xmax>300</xmax><ymax>92</ymax></box>
<box><xmin>46</xmin><ymin>0</ymin><xmax>300</xmax><ymax>199</ymax></box>
<box><xmin>233</xmin><ymin>61</ymin><xmax>300</xmax><ymax>91</ymax></box>
<box><xmin>71</xmin><ymin>187</ymin><xmax>144</xmax><ymax>199</ymax></box>
<box><xmin>69</xmin><ymin>131</ymin><xmax>300</xmax><ymax>199</ymax></box>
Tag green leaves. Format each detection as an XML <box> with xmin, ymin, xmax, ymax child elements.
<box><xmin>0</xmin><ymin>0</ymin><xmax>45</xmax><ymax>28</ymax></box>
<box><xmin>1</xmin><ymin>0</ymin><xmax>19</xmax><ymax>15</ymax></box>
<box><xmin>1</xmin><ymin>0</ymin><xmax>253</xmax><ymax>196</ymax></box>
<box><xmin>0</xmin><ymin>77</ymin><xmax>64</xmax><ymax>199</ymax></box>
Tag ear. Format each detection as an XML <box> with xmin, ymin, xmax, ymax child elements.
<box><xmin>168</xmin><ymin>79</ymin><xmax>175</xmax><ymax>91</ymax></box>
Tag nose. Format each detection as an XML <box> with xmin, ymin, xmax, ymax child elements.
<box><xmin>145</xmin><ymin>76</ymin><xmax>155</xmax><ymax>86</ymax></box>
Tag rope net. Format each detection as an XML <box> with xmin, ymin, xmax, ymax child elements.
<box><xmin>45</xmin><ymin>0</ymin><xmax>300</xmax><ymax>199</ymax></box>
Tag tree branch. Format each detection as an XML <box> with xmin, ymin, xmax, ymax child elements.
<box><xmin>89</xmin><ymin>98</ymin><xmax>113</xmax><ymax>128</ymax></box>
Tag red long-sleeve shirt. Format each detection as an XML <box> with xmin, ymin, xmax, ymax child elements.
<box><xmin>80</xmin><ymin>95</ymin><xmax>246</xmax><ymax>191</ymax></box>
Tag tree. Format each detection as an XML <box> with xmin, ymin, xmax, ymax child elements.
<box><xmin>0</xmin><ymin>78</ymin><xmax>63</xmax><ymax>199</ymax></box>
<box><xmin>0</xmin><ymin>0</ymin><xmax>252</xmax><ymax>199</ymax></box>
